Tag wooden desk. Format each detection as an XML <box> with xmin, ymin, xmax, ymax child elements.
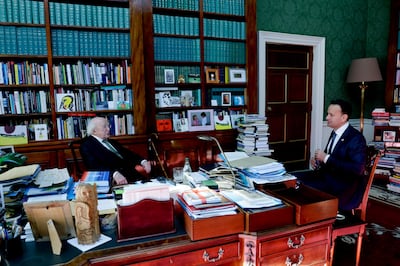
<box><xmin>7</xmin><ymin>217</ymin><xmax>335</xmax><ymax>266</ymax></box>
<box><xmin>240</xmin><ymin>219</ymin><xmax>334</xmax><ymax>265</ymax></box>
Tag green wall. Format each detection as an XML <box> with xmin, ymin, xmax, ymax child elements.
<box><xmin>257</xmin><ymin>0</ymin><xmax>391</xmax><ymax>119</ymax></box>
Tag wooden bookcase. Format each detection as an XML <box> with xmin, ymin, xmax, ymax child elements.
<box><xmin>0</xmin><ymin>0</ymin><xmax>256</xmax><ymax>171</ymax></box>
<box><xmin>386</xmin><ymin>0</ymin><xmax>400</xmax><ymax>111</ymax></box>
<box><xmin>143</xmin><ymin>0</ymin><xmax>257</xmax><ymax>133</ymax></box>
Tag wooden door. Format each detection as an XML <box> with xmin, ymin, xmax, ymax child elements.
<box><xmin>265</xmin><ymin>44</ymin><xmax>313</xmax><ymax>171</ymax></box>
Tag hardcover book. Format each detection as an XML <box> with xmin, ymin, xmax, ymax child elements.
<box><xmin>80</xmin><ymin>171</ymin><xmax>110</xmax><ymax>187</ymax></box>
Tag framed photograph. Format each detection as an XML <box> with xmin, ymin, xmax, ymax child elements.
<box><xmin>205</xmin><ymin>68</ymin><xmax>219</xmax><ymax>83</ymax></box>
<box><xmin>229</xmin><ymin>68</ymin><xmax>246</xmax><ymax>83</ymax></box>
<box><xmin>188</xmin><ymin>109</ymin><xmax>214</xmax><ymax>131</ymax></box>
<box><xmin>221</xmin><ymin>92</ymin><xmax>231</xmax><ymax>106</ymax></box>
<box><xmin>23</xmin><ymin>200</ymin><xmax>76</xmax><ymax>242</ymax></box>
<box><xmin>383</xmin><ymin>130</ymin><xmax>396</xmax><ymax>142</ymax></box>
<box><xmin>164</xmin><ymin>69</ymin><xmax>175</xmax><ymax>84</ymax></box>
<box><xmin>0</xmin><ymin>145</ymin><xmax>14</xmax><ymax>156</ymax></box>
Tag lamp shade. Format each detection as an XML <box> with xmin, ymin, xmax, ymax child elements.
<box><xmin>347</xmin><ymin>57</ymin><xmax>382</xmax><ymax>83</ymax></box>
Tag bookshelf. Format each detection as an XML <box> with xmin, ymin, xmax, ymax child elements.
<box><xmin>0</xmin><ymin>0</ymin><xmax>255</xmax><ymax>174</ymax></box>
<box><xmin>0</xmin><ymin>0</ymin><xmax>145</xmax><ymax>142</ymax></box>
<box><xmin>386</xmin><ymin>0</ymin><xmax>400</xmax><ymax>110</ymax></box>
<box><xmin>144</xmin><ymin>0</ymin><xmax>257</xmax><ymax>133</ymax></box>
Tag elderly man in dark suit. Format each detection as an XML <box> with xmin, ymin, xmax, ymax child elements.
<box><xmin>295</xmin><ymin>99</ymin><xmax>367</xmax><ymax>212</ymax></box>
<box><xmin>80</xmin><ymin>117</ymin><xmax>151</xmax><ymax>185</ymax></box>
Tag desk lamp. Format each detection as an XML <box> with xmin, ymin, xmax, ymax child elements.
<box><xmin>197</xmin><ymin>135</ymin><xmax>236</xmax><ymax>187</ymax></box>
<box><xmin>347</xmin><ymin>57</ymin><xmax>382</xmax><ymax>133</ymax></box>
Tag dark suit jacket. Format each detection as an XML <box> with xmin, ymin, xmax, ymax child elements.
<box><xmin>321</xmin><ymin>125</ymin><xmax>367</xmax><ymax>210</ymax></box>
<box><xmin>295</xmin><ymin>125</ymin><xmax>367</xmax><ymax>211</ymax></box>
<box><xmin>80</xmin><ymin>136</ymin><xmax>145</xmax><ymax>182</ymax></box>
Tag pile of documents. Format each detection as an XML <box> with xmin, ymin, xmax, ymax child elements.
<box><xmin>220</xmin><ymin>189</ymin><xmax>283</xmax><ymax>210</ymax></box>
<box><xmin>223</xmin><ymin>152</ymin><xmax>296</xmax><ymax>185</ymax></box>
<box><xmin>177</xmin><ymin>187</ymin><xmax>237</xmax><ymax>219</ymax></box>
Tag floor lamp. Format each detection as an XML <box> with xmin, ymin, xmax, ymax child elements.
<box><xmin>347</xmin><ymin>57</ymin><xmax>382</xmax><ymax>133</ymax></box>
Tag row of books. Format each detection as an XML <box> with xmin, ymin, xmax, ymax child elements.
<box><xmin>153</xmin><ymin>15</ymin><xmax>199</xmax><ymax>36</ymax></box>
<box><xmin>371</xmin><ymin>108</ymin><xmax>400</xmax><ymax>126</ymax></box>
<box><xmin>204</xmin><ymin>40</ymin><xmax>246</xmax><ymax>64</ymax></box>
<box><xmin>154</xmin><ymin>65</ymin><xmax>201</xmax><ymax>84</ymax></box>
<box><xmin>387</xmin><ymin>175</ymin><xmax>400</xmax><ymax>193</ymax></box>
<box><xmin>0</xmin><ymin>61</ymin><xmax>49</xmax><ymax>86</ymax></box>
<box><xmin>0</xmin><ymin>26</ymin><xmax>47</xmax><ymax>56</ymax></box>
<box><xmin>56</xmin><ymin>114</ymin><xmax>134</xmax><ymax>140</ymax></box>
<box><xmin>52</xmin><ymin>61</ymin><xmax>131</xmax><ymax>86</ymax></box>
<box><xmin>0</xmin><ymin>90</ymin><xmax>48</xmax><ymax>115</ymax></box>
<box><xmin>152</xmin><ymin>0</ymin><xmax>200</xmax><ymax>11</ymax></box>
<box><xmin>49</xmin><ymin>2</ymin><xmax>129</xmax><ymax>29</ymax></box>
<box><xmin>154</xmin><ymin>39</ymin><xmax>246</xmax><ymax>64</ymax></box>
<box><xmin>204</xmin><ymin>19</ymin><xmax>246</xmax><ymax>40</ymax></box>
<box><xmin>55</xmin><ymin>87</ymin><xmax>132</xmax><ymax>113</ymax></box>
<box><xmin>153</xmin><ymin>0</ymin><xmax>245</xmax><ymax>16</ymax></box>
<box><xmin>0</xmin><ymin>0</ymin><xmax>44</xmax><ymax>24</ymax></box>
<box><xmin>51</xmin><ymin>30</ymin><xmax>130</xmax><ymax>57</ymax></box>
<box><xmin>153</xmin><ymin>15</ymin><xmax>246</xmax><ymax>40</ymax></box>
<box><xmin>154</xmin><ymin>37</ymin><xmax>201</xmax><ymax>62</ymax></box>
<box><xmin>203</xmin><ymin>0</ymin><xmax>245</xmax><ymax>16</ymax></box>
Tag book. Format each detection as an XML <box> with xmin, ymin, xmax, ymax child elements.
<box><xmin>56</xmin><ymin>93</ymin><xmax>75</xmax><ymax>112</ymax></box>
<box><xmin>33</xmin><ymin>123</ymin><xmax>48</xmax><ymax>141</ymax></box>
<box><xmin>80</xmin><ymin>171</ymin><xmax>110</xmax><ymax>187</ymax></box>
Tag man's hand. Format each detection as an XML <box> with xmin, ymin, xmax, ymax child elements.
<box><xmin>113</xmin><ymin>171</ymin><xmax>128</xmax><ymax>185</ymax></box>
<box><xmin>141</xmin><ymin>160</ymin><xmax>152</xmax><ymax>174</ymax></box>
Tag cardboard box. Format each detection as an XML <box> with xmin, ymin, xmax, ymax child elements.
<box><xmin>243</xmin><ymin>202</ymin><xmax>294</xmax><ymax>232</ymax></box>
<box><xmin>270</xmin><ymin>184</ymin><xmax>338</xmax><ymax>225</ymax></box>
<box><xmin>117</xmin><ymin>198</ymin><xmax>175</xmax><ymax>241</ymax></box>
<box><xmin>183</xmin><ymin>210</ymin><xmax>244</xmax><ymax>241</ymax></box>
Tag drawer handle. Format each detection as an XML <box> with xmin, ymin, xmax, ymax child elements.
<box><xmin>287</xmin><ymin>235</ymin><xmax>305</xmax><ymax>249</ymax></box>
<box><xmin>285</xmin><ymin>253</ymin><xmax>304</xmax><ymax>266</ymax></box>
<box><xmin>202</xmin><ymin>248</ymin><xmax>224</xmax><ymax>262</ymax></box>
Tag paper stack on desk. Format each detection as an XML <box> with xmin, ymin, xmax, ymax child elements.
<box><xmin>177</xmin><ymin>187</ymin><xmax>237</xmax><ymax>219</ymax></box>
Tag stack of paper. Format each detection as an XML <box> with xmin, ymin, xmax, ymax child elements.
<box><xmin>79</xmin><ymin>171</ymin><xmax>110</xmax><ymax>194</ymax></box>
<box><xmin>177</xmin><ymin>188</ymin><xmax>237</xmax><ymax>219</ymax></box>
<box><xmin>220</xmin><ymin>189</ymin><xmax>283</xmax><ymax>209</ymax></box>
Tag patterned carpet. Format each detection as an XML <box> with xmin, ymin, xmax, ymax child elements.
<box><xmin>332</xmin><ymin>184</ymin><xmax>400</xmax><ymax>266</ymax></box>
<box><xmin>333</xmin><ymin>223</ymin><xmax>400</xmax><ymax>266</ymax></box>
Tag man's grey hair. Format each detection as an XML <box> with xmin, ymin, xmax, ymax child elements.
<box><xmin>86</xmin><ymin>117</ymin><xmax>104</xmax><ymax>136</ymax></box>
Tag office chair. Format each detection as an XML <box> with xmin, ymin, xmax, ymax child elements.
<box><xmin>329</xmin><ymin>147</ymin><xmax>380</xmax><ymax>266</ymax></box>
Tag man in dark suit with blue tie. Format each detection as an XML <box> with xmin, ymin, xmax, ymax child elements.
<box><xmin>295</xmin><ymin>99</ymin><xmax>367</xmax><ymax>212</ymax></box>
<box><xmin>80</xmin><ymin>117</ymin><xmax>151</xmax><ymax>185</ymax></box>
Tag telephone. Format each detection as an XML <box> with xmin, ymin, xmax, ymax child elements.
<box><xmin>0</xmin><ymin>152</ymin><xmax>27</xmax><ymax>170</ymax></box>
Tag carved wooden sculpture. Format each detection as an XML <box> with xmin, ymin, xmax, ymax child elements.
<box><xmin>75</xmin><ymin>183</ymin><xmax>100</xmax><ymax>244</ymax></box>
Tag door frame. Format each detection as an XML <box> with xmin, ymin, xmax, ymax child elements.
<box><xmin>258</xmin><ymin>31</ymin><xmax>326</xmax><ymax>165</ymax></box>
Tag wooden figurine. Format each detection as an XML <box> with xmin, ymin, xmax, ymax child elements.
<box><xmin>74</xmin><ymin>183</ymin><xmax>100</xmax><ymax>244</ymax></box>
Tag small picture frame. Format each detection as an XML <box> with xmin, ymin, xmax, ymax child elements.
<box><xmin>164</xmin><ymin>69</ymin><xmax>175</xmax><ymax>84</ymax></box>
<box><xmin>383</xmin><ymin>130</ymin><xmax>396</xmax><ymax>142</ymax></box>
<box><xmin>221</xmin><ymin>92</ymin><xmax>231</xmax><ymax>106</ymax></box>
<box><xmin>229</xmin><ymin>68</ymin><xmax>246</xmax><ymax>83</ymax></box>
<box><xmin>205</xmin><ymin>68</ymin><xmax>219</xmax><ymax>83</ymax></box>
<box><xmin>0</xmin><ymin>145</ymin><xmax>14</xmax><ymax>156</ymax></box>
<box><xmin>188</xmin><ymin>109</ymin><xmax>214</xmax><ymax>131</ymax></box>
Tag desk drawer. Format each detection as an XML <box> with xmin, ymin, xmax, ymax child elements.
<box><xmin>128</xmin><ymin>242</ymin><xmax>240</xmax><ymax>265</ymax></box>
<box><xmin>260</xmin><ymin>242</ymin><xmax>328</xmax><ymax>266</ymax></box>
<box><xmin>260</xmin><ymin>227</ymin><xmax>329</xmax><ymax>256</ymax></box>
